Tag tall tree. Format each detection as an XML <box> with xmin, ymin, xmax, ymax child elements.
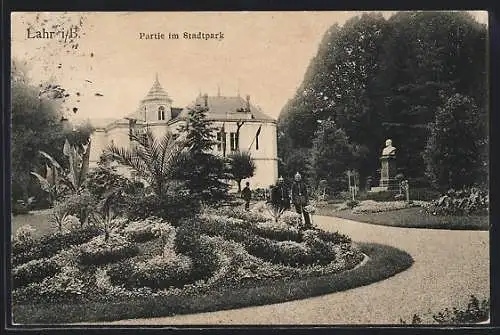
<box><xmin>174</xmin><ymin>103</ymin><xmax>230</xmax><ymax>202</ymax></box>
<box><xmin>310</xmin><ymin>120</ymin><xmax>366</xmax><ymax>194</ymax></box>
<box><xmin>423</xmin><ymin>93</ymin><xmax>487</xmax><ymax>191</ymax></box>
<box><xmin>278</xmin><ymin>11</ymin><xmax>487</xmax><ymax>185</ymax></box>
<box><xmin>11</xmin><ymin>63</ymin><xmax>66</xmax><ymax>201</ymax></box>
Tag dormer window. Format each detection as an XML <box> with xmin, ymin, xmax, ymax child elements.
<box><xmin>158</xmin><ymin>106</ymin><xmax>165</xmax><ymax>120</ymax></box>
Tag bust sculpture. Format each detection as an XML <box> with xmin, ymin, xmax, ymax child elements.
<box><xmin>381</xmin><ymin>139</ymin><xmax>396</xmax><ymax>156</ymax></box>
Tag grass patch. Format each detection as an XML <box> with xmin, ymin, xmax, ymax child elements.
<box><xmin>12</xmin><ymin>242</ymin><xmax>413</xmax><ymax>324</ymax></box>
<box><xmin>317</xmin><ymin>205</ymin><xmax>489</xmax><ymax>231</ymax></box>
<box><xmin>11</xmin><ymin>212</ymin><xmax>55</xmax><ymax>238</ymax></box>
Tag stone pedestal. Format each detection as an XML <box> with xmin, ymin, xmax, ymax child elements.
<box><xmin>379</xmin><ymin>155</ymin><xmax>397</xmax><ymax>190</ymax></box>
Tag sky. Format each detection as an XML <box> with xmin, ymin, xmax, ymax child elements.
<box><xmin>11</xmin><ymin>11</ymin><xmax>488</xmax><ymax>123</ymax></box>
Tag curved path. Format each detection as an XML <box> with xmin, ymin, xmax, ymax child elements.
<box><xmin>107</xmin><ymin>216</ymin><xmax>489</xmax><ymax>325</ymax></box>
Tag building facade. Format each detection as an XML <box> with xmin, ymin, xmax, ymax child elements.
<box><xmin>89</xmin><ymin>75</ymin><xmax>279</xmax><ymax>189</ymax></box>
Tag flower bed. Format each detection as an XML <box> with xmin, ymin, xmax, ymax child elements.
<box><xmin>352</xmin><ymin>200</ymin><xmax>427</xmax><ymax>214</ymax></box>
<box><xmin>12</xmin><ymin>207</ymin><xmax>368</xmax><ymax>322</ymax></box>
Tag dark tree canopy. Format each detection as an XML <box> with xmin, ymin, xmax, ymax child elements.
<box><xmin>278</xmin><ymin>11</ymin><xmax>488</xmax><ymax>190</ymax></box>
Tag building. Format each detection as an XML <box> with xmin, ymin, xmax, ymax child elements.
<box><xmin>89</xmin><ymin>74</ymin><xmax>278</xmax><ymax>189</ymax></box>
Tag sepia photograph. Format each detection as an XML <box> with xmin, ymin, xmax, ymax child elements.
<box><xmin>9</xmin><ymin>11</ymin><xmax>489</xmax><ymax>326</ymax></box>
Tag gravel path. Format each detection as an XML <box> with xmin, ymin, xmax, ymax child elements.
<box><xmin>106</xmin><ymin>216</ymin><xmax>489</xmax><ymax>325</ymax></box>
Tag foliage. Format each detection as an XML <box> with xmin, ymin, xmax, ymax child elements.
<box><xmin>178</xmin><ymin>102</ymin><xmax>217</xmax><ymax>153</ymax></box>
<box><xmin>53</xmin><ymin>190</ymin><xmax>95</xmax><ymax>227</ymax></box>
<box><xmin>310</xmin><ymin>120</ymin><xmax>367</xmax><ymax>192</ymax></box>
<box><xmin>279</xmin><ymin>210</ymin><xmax>307</xmax><ymax>230</ymax></box>
<box><xmin>357</xmin><ymin>190</ymin><xmax>397</xmax><ymax>202</ymax></box>
<box><xmin>117</xmin><ymin>255</ymin><xmax>194</xmax><ymax>290</ymax></box>
<box><xmin>174</xmin><ymin>221</ymin><xmax>220</xmax><ymax>281</ymax></box>
<box><xmin>122</xmin><ymin>218</ymin><xmax>157</xmax><ymax>243</ymax></box>
<box><xmin>107</xmin><ymin>128</ymin><xmax>187</xmax><ymax>195</ymax></box>
<box><xmin>352</xmin><ymin>200</ymin><xmax>423</xmax><ymax>214</ymax></box>
<box><xmin>400</xmin><ymin>295</ymin><xmax>489</xmax><ymax>324</ymax></box>
<box><xmin>12</xmin><ymin>257</ymin><xmax>61</xmax><ymax>289</ymax></box>
<box><xmin>13</xmin><ymin>224</ymin><xmax>36</xmax><ymax>243</ymax></box>
<box><xmin>432</xmin><ymin>295</ymin><xmax>489</xmax><ymax>324</ymax></box>
<box><xmin>11</xmin><ymin>69</ymin><xmax>66</xmax><ymax>202</ymax></box>
<box><xmin>84</xmin><ymin>164</ymin><xmax>142</xmax><ymax>200</ymax></box>
<box><xmin>125</xmin><ymin>182</ymin><xmax>201</xmax><ymax>225</ymax></box>
<box><xmin>30</xmin><ymin>138</ymin><xmax>92</xmax><ymax>204</ymax></box>
<box><xmin>171</xmin><ymin>151</ymin><xmax>231</xmax><ymax>203</ymax></box>
<box><xmin>278</xmin><ymin>12</ymin><xmax>487</xmax><ymax>184</ymax></box>
<box><xmin>423</xmin><ymin>187</ymin><xmax>488</xmax><ymax>216</ymax></box>
<box><xmin>346</xmin><ymin>200</ymin><xmax>360</xmax><ymax>209</ymax></box>
<box><xmin>77</xmin><ymin>234</ymin><xmax>139</xmax><ymax>266</ymax></box>
<box><xmin>227</xmin><ymin>151</ymin><xmax>256</xmax><ymax>192</ymax></box>
<box><xmin>38</xmin><ymin>266</ymin><xmax>88</xmax><ymax>302</ymax></box>
<box><xmin>252</xmin><ymin>188</ymin><xmax>270</xmax><ymax>201</ymax></box>
<box><xmin>12</xmin><ymin>225</ymin><xmax>102</xmax><ymax>266</ymax></box>
<box><xmin>423</xmin><ymin>93</ymin><xmax>488</xmax><ymax>190</ymax></box>
<box><xmin>253</xmin><ymin>221</ymin><xmax>302</xmax><ymax>242</ymax></box>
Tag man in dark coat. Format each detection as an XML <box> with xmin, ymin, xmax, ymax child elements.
<box><xmin>271</xmin><ymin>176</ymin><xmax>290</xmax><ymax>212</ymax></box>
<box><xmin>290</xmin><ymin>172</ymin><xmax>311</xmax><ymax>228</ymax></box>
<box><xmin>241</xmin><ymin>181</ymin><xmax>252</xmax><ymax>211</ymax></box>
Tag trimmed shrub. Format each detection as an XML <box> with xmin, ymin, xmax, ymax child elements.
<box><xmin>174</xmin><ymin>221</ymin><xmax>220</xmax><ymax>281</ymax></box>
<box><xmin>126</xmin><ymin>188</ymin><xmax>201</xmax><ymax>226</ymax></box>
<box><xmin>253</xmin><ymin>221</ymin><xmax>301</xmax><ymax>242</ymax></box>
<box><xmin>77</xmin><ymin>234</ymin><xmax>139</xmax><ymax>266</ymax></box>
<box><xmin>302</xmin><ymin>230</ymin><xmax>337</xmax><ymax>265</ymax></box>
<box><xmin>38</xmin><ymin>266</ymin><xmax>87</xmax><ymax>302</ymax></box>
<box><xmin>12</xmin><ymin>225</ymin><xmax>102</xmax><ymax>266</ymax></box>
<box><xmin>107</xmin><ymin>260</ymin><xmax>135</xmax><ymax>287</ymax></box>
<box><xmin>314</xmin><ymin>229</ymin><xmax>352</xmax><ymax>244</ymax></box>
<box><xmin>122</xmin><ymin>219</ymin><xmax>158</xmax><ymax>243</ymax></box>
<box><xmin>12</xmin><ymin>257</ymin><xmax>61</xmax><ymax>289</ymax></box>
<box><xmin>126</xmin><ymin>255</ymin><xmax>193</xmax><ymax>290</ymax></box>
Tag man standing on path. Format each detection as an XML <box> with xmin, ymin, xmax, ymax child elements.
<box><xmin>241</xmin><ymin>181</ymin><xmax>252</xmax><ymax>211</ymax></box>
<box><xmin>291</xmin><ymin>172</ymin><xmax>311</xmax><ymax>228</ymax></box>
<box><xmin>271</xmin><ymin>176</ymin><xmax>291</xmax><ymax>212</ymax></box>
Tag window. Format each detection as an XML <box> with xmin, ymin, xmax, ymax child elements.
<box><xmin>158</xmin><ymin>106</ymin><xmax>165</xmax><ymax>120</ymax></box>
<box><xmin>216</xmin><ymin>132</ymin><xmax>225</xmax><ymax>151</ymax></box>
<box><xmin>230</xmin><ymin>132</ymin><xmax>238</xmax><ymax>151</ymax></box>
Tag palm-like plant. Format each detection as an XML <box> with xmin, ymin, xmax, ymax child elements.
<box><xmin>106</xmin><ymin>129</ymin><xmax>188</xmax><ymax>196</ymax></box>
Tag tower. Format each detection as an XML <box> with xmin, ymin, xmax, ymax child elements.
<box><xmin>136</xmin><ymin>73</ymin><xmax>173</xmax><ymax>123</ymax></box>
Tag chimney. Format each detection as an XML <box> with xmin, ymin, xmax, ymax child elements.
<box><xmin>204</xmin><ymin>94</ymin><xmax>208</xmax><ymax>107</ymax></box>
<box><xmin>246</xmin><ymin>95</ymin><xmax>250</xmax><ymax>111</ymax></box>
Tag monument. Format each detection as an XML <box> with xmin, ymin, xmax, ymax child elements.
<box><xmin>379</xmin><ymin>139</ymin><xmax>397</xmax><ymax>190</ymax></box>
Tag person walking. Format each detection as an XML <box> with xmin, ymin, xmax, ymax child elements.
<box><xmin>271</xmin><ymin>176</ymin><xmax>290</xmax><ymax>212</ymax></box>
<box><xmin>290</xmin><ymin>172</ymin><xmax>312</xmax><ymax>228</ymax></box>
<box><xmin>241</xmin><ymin>181</ymin><xmax>252</xmax><ymax>211</ymax></box>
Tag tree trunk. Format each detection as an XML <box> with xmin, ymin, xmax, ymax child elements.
<box><xmin>237</xmin><ymin>180</ymin><xmax>242</xmax><ymax>193</ymax></box>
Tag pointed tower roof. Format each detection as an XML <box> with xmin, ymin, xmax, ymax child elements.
<box><xmin>142</xmin><ymin>73</ymin><xmax>172</xmax><ymax>102</ymax></box>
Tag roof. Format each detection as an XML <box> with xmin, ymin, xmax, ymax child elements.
<box><xmin>177</xmin><ymin>95</ymin><xmax>275</xmax><ymax>122</ymax></box>
<box><xmin>142</xmin><ymin>73</ymin><xmax>172</xmax><ymax>103</ymax></box>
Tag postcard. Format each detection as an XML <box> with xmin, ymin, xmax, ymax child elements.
<box><xmin>9</xmin><ymin>11</ymin><xmax>489</xmax><ymax>326</ymax></box>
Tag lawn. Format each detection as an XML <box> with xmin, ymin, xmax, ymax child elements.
<box><xmin>11</xmin><ymin>211</ymin><xmax>54</xmax><ymax>238</ymax></box>
<box><xmin>316</xmin><ymin>204</ymin><xmax>489</xmax><ymax>231</ymax></box>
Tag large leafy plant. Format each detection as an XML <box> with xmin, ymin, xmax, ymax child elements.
<box><xmin>30</xmin><ymin>138</ymin><xmax>91</xmax><ymax>203</ymax></box>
